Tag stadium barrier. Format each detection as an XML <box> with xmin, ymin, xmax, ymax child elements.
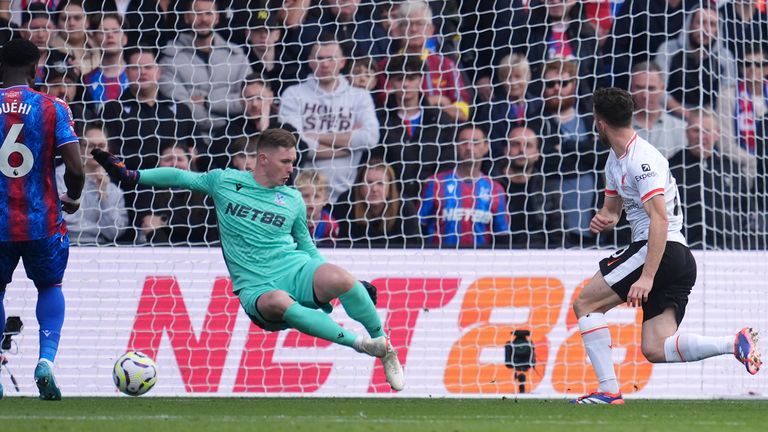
<box><xmin>2</xmin><ymin>248</ymin><xmax>766</xmax><ymax>398</ymax></box>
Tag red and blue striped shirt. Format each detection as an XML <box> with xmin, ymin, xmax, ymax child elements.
<box><xmin>419</xmin><ymin>171</ymin><xmax>509</xmax><ymax>247</ymax></box>
<box><xmin>0</xmin><ymin>85</ymin><xmax>78</xmax><ymax>241</ymax></box>
<box><xmin>309</xmin><ymin>209</ymin><xmax>339</xmax><ymax>241</ymax></box>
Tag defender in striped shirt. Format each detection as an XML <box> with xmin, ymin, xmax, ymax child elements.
<box><xmin>0</xmin><ymin>39</ymin><xmax>84</xmax><ymax>401</ymax></box>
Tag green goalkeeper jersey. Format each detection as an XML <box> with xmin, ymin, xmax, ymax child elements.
<box><xmin>138</xmin><ymin>168</ymin><xmax>323</xmax><ymax>292</ymax></box>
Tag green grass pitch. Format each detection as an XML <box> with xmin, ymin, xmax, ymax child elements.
<box><xmin>0</xmin><ymin>398</ymin><xmax>766</xmax><ymax>432</ymax></box>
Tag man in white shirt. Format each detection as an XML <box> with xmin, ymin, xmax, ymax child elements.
<box><xmin>570</xmin><ymin>87</ymin><xmax>761</xmax><ymax>405</ymax></box>
<box><xmin>630</xmin><ymin>61</ymin><xmax>686</xmax><ymax>159</ymax></box>
<box><xmin>279</xmin><ymin>34</ymin><xmax>379</xmax><ymax>200</ymax></box>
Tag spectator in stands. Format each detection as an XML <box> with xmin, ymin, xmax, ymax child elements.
<box><xmin>669</xmin><ymin>109</ymin><xmax>749</xmax><ymax>249</ymax></box>
<box><xmin>374</xmin><ymin>55</ymin><xmax>456</xmax><ymax>199</ymax></box>
<box><xmin>717</xmin><ymin>44</ymin><xmax>766</xmax><ymax>186</ymax></box>
<box><xmin>56</xmin><ymin>122</ymin><xmax>129</xmax><ymax>245</ymax></box>
<box><xmin>719</xmin><ymin>0</ymin><xmax>768</xmax><ymax>60</ymax></box>
<box><xmin>159</xmin><ymin>0</ymin><xmax>251</xmax><ymax>137</ymax></box>
<box><xmin>482</xmin><ymin>53</ymin><xmax>543</xmax><ymax>157</ymax></box>
<box><xmin>103</xmin><ymin>48</ymin><xmax>195</xmax><ymax>171</ymax></box>
<box><xmin>134</xmin><ymin>141</ymin><xmax>219</xmax><ymax>245</ymax></box>
<box><xmin>124</xmin><ymin>0</ymin><xmax>181</xmax><ymax>49</ymax></box>
<box><xmin>279</xmin><ymin>35</ymin><xmax>379</xmax><ymax>201</ymax></box>
<box><xmin>495</xmin><ymin>125</ymin><xmax>561</xmax><ymax>248</ymax></box>
<box><xmin>295</xmin><ymin>169</ymin><xmax>339</xmax><ymax>243</ymax></box>
<box><xmin>519</xmin><ymin>0</ymin><xmax>601</xmax><ymax>99</ymax></box>
<box><xmin>333</xmin><ymin>159</ymin><xmax>421</xmax><ymax>247</ymax></box>
<box><xmin>214</xmin><ymin>73</ymin><xmax>306</xmax><ymax>170</ymax></box>
<box><xmin>229</xmin><ymin>137</ymin><xmax>249</xmax><ymax>171</ymax></box>
<box><xmin>270</xmin><ymin>0</ymin><xmax>319</xmax><ymax>92</ymax></box>
<box><xmin>655</xmin><ymin>5</ymin><xmax>738</xmax><ymax>118</ymax></box>
<box><xmin>242</xmin><ymin>9</ymin><xmax>282</xmax><ymax>96</ymax></box>
<box><xmin>83</xmin><ymin>13</ymin><xmax>129</xmax><ymax>113</ymax></box>
<box><xmin>349</xmin><ymin>57</ymin><xmax>379</xmax><ymax>93</ymax></box>
<box><xmin>583</xmin><ymin>0</ymin><xmax>614</xmax><ymax>44</ymax></box>
<box><xmin>50</xmin><ymin>0</ymin><xmax>98</xmax><ymax>76</ymax></box>
<box><xmin>458</xmin><ymin>0</ymin><xmax>521</xmax><ymax>102</ymax></box>
<box><xmin>377</xmin><ymin>0</ymin><xmax>402</xmax><ymax>42</ymax></box>
<box><xmin>41</xmin><ymin>64</ymin><xmax>89</xmax><ymax>127</ymax></box>
<box><xmin>605</xmin><ymin>0</ymin><xmax>702</xmax><ymax>90</ymax></box>
<box><xmin>381</xmin><ymin>0</ymin><xmax>470</xmax><ymax>122</ymax></box>
<box><xmin>20</xmin><ymin>3</ymin><xmax>69</xmax><ymax>85</ymax></box>
<box><xmin>420</xmin><ymin>125</ymin><xmax>509</xmax><ymax>248</ymax></box>
<box><xmin>630</xmin><ymin>61</ymin><xmax>686</xmax><ymax>159</ymax></box>
<box><xmin>0</xmin><ymin>7</ymin><xmax>16</xmax><ymax>45</ymax></box>
<box><xmin>304</xmin><ymin>0</ymin><xmax>389</xmax><ymax>61</ymax></box>
<box><xmin>538</xmin><ymin>59</ymin><xmax>597</xmax><ymax>247</ymax></box>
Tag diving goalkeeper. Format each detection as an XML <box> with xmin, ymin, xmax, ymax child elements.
<box><xmin>92</xmin><ymin>128</ymin><xmax>404</xmax><ymax>391</ymax></box>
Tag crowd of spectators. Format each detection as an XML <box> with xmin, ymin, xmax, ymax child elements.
<box><xmin>3</xmin><ymin>0</ymin><xmax>767</xmax><ymax>249</ymax></box>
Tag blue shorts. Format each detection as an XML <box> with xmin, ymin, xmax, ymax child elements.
<box><xmin>0</xmin><ymin>232</ymin><xmax>69</xmax><ymax>289</ymax></box>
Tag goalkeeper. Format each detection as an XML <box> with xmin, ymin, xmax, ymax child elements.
<box><xmin>92</xmin><ymin>128</ymin><xmax>404</xmax><ymax>391</ymax></box>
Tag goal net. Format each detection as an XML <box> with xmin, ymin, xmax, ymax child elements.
<box><xmin>1</xmin><ymin>0</ymin><xmax>767</xmax><ymax>398</ymax></box>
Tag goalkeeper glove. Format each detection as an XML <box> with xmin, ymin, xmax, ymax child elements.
<box><xmin>91</xmin><ymin>149</ymin><xmax>140</xmax><ymax>188</ymax></box>
<box><xmin>360</xmin><ymin>280</ymin><xmax>378</xmax><ymax>305</ymax></box>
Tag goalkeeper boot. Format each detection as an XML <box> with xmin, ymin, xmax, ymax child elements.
<box><xmin>354</xmin><ymin>336</ymin><xmax>405</xmax><ymax>391</ymax></box>
<box><xmin>735</xmin><ymin>327</ymin><xmax>762</xmax><ymax>375</ymax></box>
<box><xmin>380</xmin><ymin>341</ymin><xmax>405</xmax><ymax>391</ymax></box>
<box><xmin>570</xmin><ymin>391</ymin><xmax>624</xmax><ymax>405</ymax></box>
<box><xmin>34</xmin><ymin>359</ymin><xmax>61</xmax><ymax>401</ymax></box>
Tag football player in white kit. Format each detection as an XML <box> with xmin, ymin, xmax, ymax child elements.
<box><xmin>570</xmin><ymin>88</ymin><xmax>762</xmax><ymax>404</ymax></box>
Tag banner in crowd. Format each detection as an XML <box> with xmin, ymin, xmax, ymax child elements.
<box><xmin>2</xmin><ymin>248</ymin><xmax>766</xmax><ymax>398</ymax></box>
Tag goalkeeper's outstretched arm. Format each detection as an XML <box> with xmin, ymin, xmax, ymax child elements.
<box><xmin>91</xmin><ymin>149</ymin><xmax>211</xmax><ymax>194</ymax></box>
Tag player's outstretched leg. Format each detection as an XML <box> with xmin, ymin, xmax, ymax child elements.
<box><xmin>641</xmin><ymin>308</ymin><xmax>762</xmax><ymax>375</ymax></box>
<box><xmin>34</xmin><ymin>285</ymin><xmax>65</xmax><ymax>401</ymax></box>
<box><xmin>313</xmin><ymin>265</ymin><xmax>405</xmax><ymax>391</ymax></box>
<box><xmin>660</xmin><ymin>326</ymin><xmax>762</xmax><ymax>375</ymax></box>
<box><xmin>571</xmin><ymin>272</ymin><xmax>625</xmax><ymax>405</ymax></box>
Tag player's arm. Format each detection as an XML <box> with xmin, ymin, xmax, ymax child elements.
<box><xmin>626</xmin><ymin>154</ymin><xmax>670</xmax><ymax>307</ymax></box>
<box><xmin>627</xmin><ymin>194</ymin><xmax>668</xmax><ymax>307</ymax></box>
<box><xmin>58</xmin><ymin>142</ymin><xmax>85</xmax><ymax>214</ymax></box>
<box><xmin>91</xmin><ymin>149</ymin><xmax>214</xmax><ymax>194</ymax></box>
<box><xmin>292</xmin><ymin>198</ymin><xmax>323</xmax><ymax>260</ymax></box>
<box><xmin>641</xmin><ymin>195</ymin><xmax>668</xmax><ymax>279</ymax></box>
<box><xmin>590</xmin><ymin>195</ymin><xmax>623</xmax><ymax>234</ymax></box>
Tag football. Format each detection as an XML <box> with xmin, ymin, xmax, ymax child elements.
<box><xmin>113</xmin><ymin>351</ymin><xmax>158</xmax><ymax>396</ymax></box>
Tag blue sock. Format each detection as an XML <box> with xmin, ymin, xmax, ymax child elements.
<box><xmin>36</xmin><ymin>286</ymin><xmax>65</xmax><ymax>363</ymax></box>
<box><xmin>0</xmin><ymin>289</ymin><xmax>6</xmax><ymax>348</ymax></box>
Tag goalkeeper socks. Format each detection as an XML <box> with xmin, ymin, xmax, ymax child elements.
<box><xmin>578</xmin><ymin>313</ymin><xmax>620</xmax><ymax>394</ymax></box>
<box><xmin>663</xmin><ymin>334</ymin><xmax>733</xmax><ymax>362</ymax></box>
<box><xmin>36</xmin><ymin>286</ymin><xmax>65</xmax><ymax>363</ymax></box>
<box><xmin>283</xmin><ymin>302</ymin><xmax>358</xmax><ymax>348</ymax></box>
<box><xmin>339</xmin><ymin>281</ymin><xmax>385</xmax><ymax>338</ymax></box>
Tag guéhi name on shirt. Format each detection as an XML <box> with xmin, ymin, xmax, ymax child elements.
<box><xmin>0</xmin><ymin>101</ymin><xmax>32</xmax><ymax>115</ymax></box>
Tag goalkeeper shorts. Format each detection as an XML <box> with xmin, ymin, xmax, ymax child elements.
<box><xmin>238</xmin><ymin>258</ymin><xmax>331</xmax><ymax>331</ymax></box>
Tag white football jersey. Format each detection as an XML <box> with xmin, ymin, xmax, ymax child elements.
<box><xmin>604</xmin><ymin>133</ymin><xmax>686</xmax><ymax>245</ymax></box>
